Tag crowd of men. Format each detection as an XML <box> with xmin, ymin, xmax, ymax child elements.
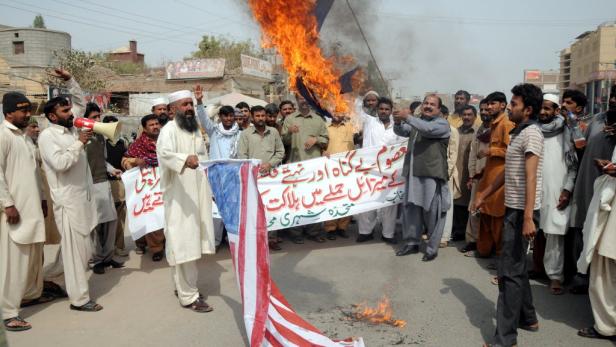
<box><xmin>1</xmin><ymin>67</ymin><xmax>615</xmax><ymax>347</ymax></box>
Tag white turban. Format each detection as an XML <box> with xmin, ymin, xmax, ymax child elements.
<box><xmin>152</xmin><ymin>97</ymin><xmax>168</xmax><ymax>107</ymax></box>
<box><xmin>543</xmin><ymin>93</ymin><xmax>560</xmax><ymax>107</ymax></box>
<box><xmin>168</xmin><ymin>90</ymin><xmax>193</xmax><ymax>104</ymax></box>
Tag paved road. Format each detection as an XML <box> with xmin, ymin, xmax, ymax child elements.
<box><xmin>6</xmin><ymin>226</ymin><xmax>612</xmax><ymax>347</ymax></box>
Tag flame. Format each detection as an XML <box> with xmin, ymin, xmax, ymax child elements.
<box><xmin>247</xmin><ymin>0</ymin><xmax>349</xmax><ymax>113</ymax></box>
<box><xmin>352</xmin><ymin>296</ymin><xmax>407</xmax><ymax>328</ymax></box>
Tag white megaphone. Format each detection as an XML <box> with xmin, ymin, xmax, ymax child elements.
<box><xmin>74</xmin><ymin>117</ymin><xmax>122</xmax><ymax>144</ymax></box>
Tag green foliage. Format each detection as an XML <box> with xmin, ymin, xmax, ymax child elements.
<box><xmin>33</xmin><ymin>14</ymin><xmax>46</xmax><ymax>29</ymax></box>
<box><xmin>49</xmin><ymin>49</ymin><xmax>108</xmax><ymax>92</ymax></box>
<box><xmin>192</xmin><ymin>35</ymin><xmax>262</xmax><ymax>70</ymax></box>
<box><xmin>108</xmin><ymin>61</ymin><xmax>145</xmax><ymax>75</ymax></box>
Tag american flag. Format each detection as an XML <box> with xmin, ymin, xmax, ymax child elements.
<box><xmin>206</xmin><ymin>161</ymin><xmax>365</xmax><ymax>347</ymax></box>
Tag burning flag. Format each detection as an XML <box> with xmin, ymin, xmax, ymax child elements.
<box><xmin>205</xmin><ymin>160</ymin><xmax>365</xmax><ymax>347</ymax></box>
<box><xmin>247</xmin><ymin>0</ymin><xmax>352</xmax><ymax>116</ymax></box>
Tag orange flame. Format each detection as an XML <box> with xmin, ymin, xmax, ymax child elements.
<box><xmin>352</xmin><ymin>296</ymin><xmax>407</xmax><ymax>328</ymax></box>
<box><xmin>247</xmin><ymin>0</ymin><xmax>349</xmax><ymax>113</ymax></box>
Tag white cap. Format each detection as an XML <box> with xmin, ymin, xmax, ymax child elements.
<box><xmin>543</xmin><ymin>93</ymin><xmax>559</xmax><ymax>107</ymax></box>
<box><xmin>168</xmin><ymin>90</ymin><xmax>193</xmax><ymax>104</ymax></box>
<box><xmin>364</xmin><ymin>90</ymin><xmax>379</xmax><ymax>99</ymax></box>
<box><xmin>152</xmin><ymin>97</ymin><xmax>168</xmax><ymax>107</ymax></box>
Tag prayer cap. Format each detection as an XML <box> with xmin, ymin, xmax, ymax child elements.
<box><xmin>364</xmin><ymin>90</ymin><xmax>379</xmax><ymax>99</ymax></box>
<box><xmin>152</xmin><ymin>97</ymin><xmax>168</xmax><ymax>107</ymax></box>
<box><xmin>167</xmin><ymin>90</ymin><xmax>192</xmax><ymax>104</ymax></box>
<box><xmin>543</xmin><ymin>93</ymin><xmax>559</xmax><ymax>108</ymax></box>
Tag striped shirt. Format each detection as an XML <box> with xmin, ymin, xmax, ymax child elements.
<box><xmin>504</xmin><ymin>123</ymin><xmax>544</xmax><ymax>210</ymax></box>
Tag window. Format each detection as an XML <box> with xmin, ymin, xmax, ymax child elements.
<box><xmin>13</xmin><ymin>41</ymin><xmax>24</xmax><ymax>55</ymax></box>
<box><xmin>13</xmin><ymin>33</ymin><xmax>18</xmax><ymax>38</ymax></box>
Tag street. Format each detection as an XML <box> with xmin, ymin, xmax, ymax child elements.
<box><xmin>6</xmin><ymin>225</ymin><xmax>612</xmax><ymax>347</ymax></box>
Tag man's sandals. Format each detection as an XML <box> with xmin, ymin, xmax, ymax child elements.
<box><xmin>549</xmin><ymin>281</ymin><xmax>564</xmax><ymax>295</ymax></box>
<box><xmin>3</xmin><ymin>316</ymin><xmax>31</xmax><ymax>332</ymax></box>
<box><xmin>69</xmin><ymin>300</ymin><xmax>103</xmax><ymax>312</ymax></box>
<box><xmin>578</xmin><ymin>327</ymin><xmax>616</xmax><ymax>340</ymax></box>
<box><xmin>183</xmin><ymin>297</ymin><xmax>214</xmax><ymax>313</ymax></box>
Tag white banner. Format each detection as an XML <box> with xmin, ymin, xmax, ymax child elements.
<box><xmin>123</xmin><ymin>144</ymin><xmax>408</xmax><ymax>235</ymax></box>
<box><xmin>258</xmin><ymin>143</ymin><xmax>407</xmax><ymax>230</ymax></box>
<box><xmin>121</xmin><ymin>166</ymin><xmax>165</xmax><ymax>240</ymax></box>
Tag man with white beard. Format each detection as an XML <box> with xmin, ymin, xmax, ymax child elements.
<box><xmin>157</xmin><ymin>90</ymin><xmax>215</xmax><ymax>312</ymax></box>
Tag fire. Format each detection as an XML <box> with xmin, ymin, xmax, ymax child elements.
<box><xmin>247</xmin><ymin>0</ymin><xmax>350</xmax><ymax>113</ymax></box>
<box><xmin>352</xmin><ymin>296</ymin><xmax>407</xmax><ymax>328</ymax></box>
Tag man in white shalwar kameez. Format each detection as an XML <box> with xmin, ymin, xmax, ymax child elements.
<box><xmin>537</xmin><ymin>94</ymin><xmax>577</xmax><ymax>295</ymax></box>
<box><xmin>157</xmin><ymin>90</ymin><xmax>215</xmax><ymax>312</ymax></box>
<box><xmin>38</xmin><ymin>70</ymin><xmax>102</xmax><ymax>312</ymax></box>
<box><xmin>576</xmin><ymin>98</ymin><xmax>616</xmax><ymax>341</ymax></box>
<box><xmin>0</xmin><ymin>92</ymin><xmax>45</xmax><ymax>331</ymax></box>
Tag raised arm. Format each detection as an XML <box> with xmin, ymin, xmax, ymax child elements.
<box><xmin>405</xmin><ymin>116</ymin><xmax>450</xmax><ymax>139</ymax></box>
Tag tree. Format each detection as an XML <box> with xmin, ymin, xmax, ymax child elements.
<box><xmin>192</xmin><ymin>35</ymin><xmax>263</xmax><ymax>70</ymax></box>
<box><xmin>47</xmin><ymin>49</ymin><xmax>110</xmax><ymax>92</ymax></box>
<box><xmin>33</xmin><ymin>15</ymin><xmax>46</xmax><ymax>29</ymax></box>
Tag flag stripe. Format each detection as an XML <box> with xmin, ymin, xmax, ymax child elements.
<box><xmin>206</xmin><ymin>161</ymin><xmax>364</xmax><ymax>347</ymax></box>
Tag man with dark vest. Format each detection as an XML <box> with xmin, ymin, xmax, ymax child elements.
<box><xmin>83</xmin><ymin>103</ymin><xmax>124</xmax><ymax>274</ymax></box>
<box><xmin>393</xmin><ymin>94</ymin><xmax>451</xmax><ymax>261</ymax></box>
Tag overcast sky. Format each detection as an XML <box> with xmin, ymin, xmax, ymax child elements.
<box><xmin>1</xmin><ymin>0</ymin><xmax>615</xmax><ymax>97</ymax></box>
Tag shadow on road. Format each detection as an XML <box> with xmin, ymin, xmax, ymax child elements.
<box><xmin>442</xmin><ymin>278</ymin><xmax>496</xmax><ymax>341</ymax></box>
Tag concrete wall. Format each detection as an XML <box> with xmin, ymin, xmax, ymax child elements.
<box><xmin>0</xmin><ymin>28</ymin><xmax>70</xmax><ymax>67</ymax></box>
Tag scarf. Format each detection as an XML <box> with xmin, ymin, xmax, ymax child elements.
<box><xmin>213</xmin><ymin>122</ymin><xmax>241</xmax><ymax>158</ymax></box>
<box><xmin>539</xmin><ymin>115</ymin><xmax>578</xmax><ymax>171</ymax></box>
<box><xmin>126</xmin><ymin>133</ymin><xmax>158</xmax><ymax>167</ymax></box>
<box><xmin>476</xmin><ymin>124</ymin><xmax>491</xmax><ymax>143</ymax></box>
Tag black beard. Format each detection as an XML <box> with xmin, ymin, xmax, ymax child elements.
<box><xmin>175</xmin><ymin>110</ymin><xmax>198</xmax><ymax>133</ymax></box>
<box><xmin>57</xmin><ymin>117</ymin><xmax>73</xmax><ymax>129</ymax></box>
<box><xmin>158</xmin><ymin>113</ymin><xmax>169</xmax><ymax>126</ymax></box>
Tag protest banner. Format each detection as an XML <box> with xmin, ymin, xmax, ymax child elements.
<box><xmin>121</xmin><ymin>166</ymin><xmax>165</xmax><ymax>240</ymax></box>
<box><xmin>124</xmin><ymin>144</ymin><xmax>408</xmax><ymax>236</ymax></box>
<box><xmin>258</xmin><ymin>143</ymin><xmax>407</xmax><ymax>231</ymax></box>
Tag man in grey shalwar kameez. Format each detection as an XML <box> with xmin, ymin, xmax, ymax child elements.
<box><xmin>393</xmin><ymin>95</ymin><xmax>451</xmax><ymax>261</ymax></box>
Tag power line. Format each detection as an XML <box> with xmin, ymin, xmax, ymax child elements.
<box><xmin>377</xmin><ymin>12</ymin><xmax>614</xmax><ymax>27</ymax></box>
<box><xmin>174</xmin><ymin>0</ymin><xmax>260</xmax><ymax>31</ymax></box>
<box><xmin>345</xmin><ymin>0</ymin><xmax>389</xmax><ymax>98</ymax></box>
<box><xmin>0</xmin><ymin>2</ymin><xmax>197</xmax><ymax>46</ymax></box>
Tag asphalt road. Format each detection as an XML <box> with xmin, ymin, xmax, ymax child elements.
<box><xmin>6</xmin><ymin>225</ymin><xmax>613</xmax><ymax>347</ymax></box>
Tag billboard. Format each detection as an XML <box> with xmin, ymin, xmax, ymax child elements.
<box><xmin>524</xmin><ymin>70</ymin><xmax>541</xmax><ymax>82</ymax></box>
<box><xmin>166</xmin><ymin>58</ymin><xmax>225</xmax><ymax>80</ymax></box>
<box><xmin>240</xmin><ymin>54</ymin><xmax>273</xmax><ymax>80</ymax></box>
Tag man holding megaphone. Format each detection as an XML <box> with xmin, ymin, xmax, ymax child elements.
<box><xmin>81</xmin><ymin>103</ymin><xmax>124</xmax><ymax>275</ymax></box>
<box><xmin>38</xmin><ymin>69</ymin><xmax>102</xmax><ymax>312</ymax></box>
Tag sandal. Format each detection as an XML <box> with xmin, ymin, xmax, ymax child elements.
<box><xmin>578</xmin><ymin>326</ymin><xmax>616</xmax><ymax>340</ymax></box>
<box><xmin>490</xmin><ymin>276</ymin><xmax>499</xmax><ymax>285</ymax></box>
<box><xmin>549</xmin><ymin>281</ymin><xmax>564</xmax><ymax>296</ymax></box>
<box><xmin>152</xmin><ymin>251</ymin><xmax>164</xmax><ymax>262</ymax></box>
<box><xmin>70</xmin><ymin>300</ymin><xmax>103</xmax><ymax>312</ymax></box>
<box><xmin>307</xmin><ymin>235</ymin><xmax>326</xmax><ymax>243</ymax></box>
<box><xmin>459</xmin><ymin>243</ymin><xmax>476</xmax><ymax>253</ymax></box>
<box><xmin>183</xmin><ymin>297</ymin><xmax>213</xmax><ymax>313</ymax></box>
<box><xmin>20</xmin><ymin>294</ymin><xmax>55</xmax><ymax>308</ymax></box>
<box><xmin>3</xmin><ymin>316</ymin><xmax>31</xmax><ymax>332</ymax></box>
<box><xmin>326</xmin><ymin>233</ymin><xmax>337</xmax><ymax>240</ymax></box>
<box><xmin>520</xmin><ymin>322</ymin><xmax>539</xmax><ymax>332</ymax></box>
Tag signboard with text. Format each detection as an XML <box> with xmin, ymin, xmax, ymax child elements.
<box><xmin>240</xmin><ymin>54</ymin><xmax>273</xmax><ymax>80</ymax></box>
<box><xmin>121</xmin><ymin>166</ymin><xmax>165</xmax><ymax>240</ymax></box>
<box><xmin>166</xmin><ymin>58</ymin><xmax>226</xmax><ymax>80</ymax></box>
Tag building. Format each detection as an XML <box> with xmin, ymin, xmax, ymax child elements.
<box><xmin>0</xmin><ymin>26</ymin><xmax>71</xmax><ymax>109</ymax></box>
<box><xmin>108</xmin><ymin>40</ymin><xmax>144</xmax><ymax>65</ymax></box>
<box><xmin>560</xmin><ymin>21</ymin><xmax>616</xmax><ymax>114</ymax></box>
<box><xmin>523</xmin><ymin>69</ymin><xmax>560</xmax><ymax>93</ymax></box>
